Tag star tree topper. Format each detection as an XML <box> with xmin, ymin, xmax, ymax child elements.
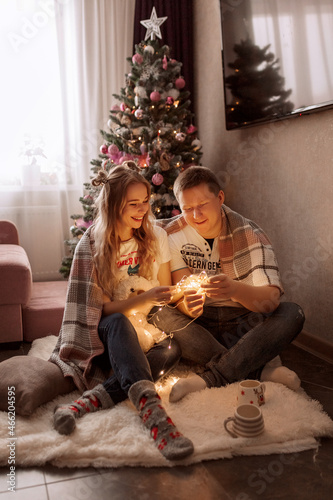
<box><xmin>140</xmin><ymin>7</ymin><xmax>168</xmax><ymax>40</ymax></box>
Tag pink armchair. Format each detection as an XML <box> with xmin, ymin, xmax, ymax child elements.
<box><xmin>0</xmin><ymin>220</ymin><xmax>67</xmax><ymax>344</ymax></box>
<box><xmin>0</xmin><ymin>221</ymin><xmax>32</xmax><ymax>342</ymax></box>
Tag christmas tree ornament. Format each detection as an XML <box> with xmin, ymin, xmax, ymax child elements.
<box><xmin>134</xmin><ymin>95</ymin><xmax>139</xmax><ymax>106</ymax></box>
<box><xmin>176</xmin><ymin>132</ymin><xmax>186</xmax><ymax>142</ymax></box>
<box><xmin>144</xmin><ymin>44</ymin><xmax>155</xmax><ymax>54</ymax></box>
<box><xmin>140</xmin><ymin>142</ymin><xmax>147</xmax><ymax>154</ymax></box>
<box><xmin>135</xmin><ymin>109</ymin><xmax>144</xmax><ymax>119</ymax></box>
<box><xmin>187</xmin><ymin>124</ymin><xmax>197</xmax><ymax>134</ymax></box>
<box><xmin>171</xmin><ymin>208</ymin><xmax>181</xmax><ymax>217</ymax></box>
<box><xmin>138</xmin><ymin>153</ymin><xmax>148</xmax><ymax>168</ymax></box>
<box><xmin>152</xmin><ymin>173</ymin><xmax>164</xmax><ymax>185</ymax></box>
<box><xmin>150</xmin><ymin>90</ymin><xmax>161</xmax><ymax>102</ymax></box>
<box><xmin>132</xmin><ymin>53</ymin><xmax>143</xmax><ymax>65</ymax></box>
<box><xmin>191</xmin><ymin>139</ymin><xmax>202</xmax><ymax>150</ymax></box>
<box><xmin>140</xmin><ymin>6</ymin><xmax>167</xmax><ymax>41</ymax></box>
<box><xmin>100</xmin><ymin>144</ymin><xmax>108</xmax><ymax>154</ymax></box>
<box><xmin>101</xmin><ymin>159</ymin><xmax>108</xmax><ymax>169</ymax></box>
<box><xmin>120</xmin><ymin>103</ymin><xmax>126</xmax><ymax>111</ymax></box>
<box><xmin>159</xmin><ymin>152</ymin><xmax>171</xmax><ymax>171</ymax></box>
<box><xmin>167</xmin><ymin>88</ymin><xmax>180</xmax><ymax>100</ymax></box>
<box><xmin>111</xmin><ymin>104</ymin><xmax>120</xmax><ymax>111</ymax></box>
<box><xmin>175</xmin><ymin>77</ymin><xmax>186</xmax><ymax>89</ymax></box>
<box><xmin>166</xmin><ymin>96</ymin><xmax>174</xmax><ymax>105</ymax></box>
<box><xmin>108</xmin><ymin>144</ymin><xmax>119</xmax><ymax>155</ymax></box>
<box><xmin>107</xmin><ymin>119</ymin><xmax>113</xmax><ymax>129</ymax></box>
<box><xmin>162</xmin><ymin>55</ymin><xmax>168</xmax><ymax>70</ymax></box>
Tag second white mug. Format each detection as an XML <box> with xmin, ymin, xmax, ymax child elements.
<box><xmin>237</xmin><ymin>379</ymin><xmax>266</xmax><ymax>407</ymax></box>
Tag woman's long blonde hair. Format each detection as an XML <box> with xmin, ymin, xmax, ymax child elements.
<box><xmin>91</xmin><ymin>162</ymin><xmax>157</xmax><ymax>297</ymax></box>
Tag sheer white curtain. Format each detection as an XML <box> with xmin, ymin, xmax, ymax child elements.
<box><xmin>0</xmin><ymin>0</ymin><xmax>135</xmax><ymax>280</ymax></box>
<box><xmin>54</xmin><ymin>0</ymin><xmax>136</xmax><ymax>188</ymax></box>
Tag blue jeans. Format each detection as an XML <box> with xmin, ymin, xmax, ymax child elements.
<box><xmin>147</xmin><ymin>302</ymin><xmax>305</xmax><ymax>388</ymax></box>
<box><xmin>96</xmin><ymin>313</ymin><xmax>181</xmax><ymax>403</ymax></box>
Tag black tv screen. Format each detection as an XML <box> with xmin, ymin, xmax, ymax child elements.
<box><xmin>220</xmin><ymin>0</ymin><xmax>333</xmax><ymax>130</ymax></box>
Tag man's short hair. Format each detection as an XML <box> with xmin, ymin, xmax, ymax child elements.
<box><xmin>173</xmin><ymin>166</ymin><xmax>222</xmax><ymax>201</ymax></box>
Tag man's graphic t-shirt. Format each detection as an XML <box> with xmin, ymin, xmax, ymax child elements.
<box><xmin>115</xmin><ymin>225</ymin><xmax>170</xmax><ymax>282</ymax></box>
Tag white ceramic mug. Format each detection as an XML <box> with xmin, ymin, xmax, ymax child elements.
<box><xmin>224</xmin><ymin>404</ymin><xmax>265</xmax><ymax>439</ymax></box>
<box><xmin>237</xmin><ymin>379</ymin><xmax>266</xmax><ymax>407</ymax></box>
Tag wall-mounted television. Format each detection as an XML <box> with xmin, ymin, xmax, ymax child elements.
<box><xmin>220</xmin><ymin>0</ymin><xmax>333</xmax><ymax>130</ymax></box>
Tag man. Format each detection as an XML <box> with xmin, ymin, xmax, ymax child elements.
<box><xmin>150</xmin><ymin>166</ymin><xmax>305</xmax><ymax>401</ymax></box>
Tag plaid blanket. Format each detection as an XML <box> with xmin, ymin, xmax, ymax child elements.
<box><xmin>49</xmin><ymin>227</ymin><xmax>108</xmax><ymax>391</ymax></box>
<box><xmin>158</xmin><ymin>204</ymin><xmax>283</xmax><ymax>291</ymax></box>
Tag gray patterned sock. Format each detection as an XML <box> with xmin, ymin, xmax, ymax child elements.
<box><xmin>53</xmin><ymin>384</ymin><xmax>114</xmax><ymax>435</ymax></box>
<box><xmin>128</xmin><ymin>380</ymin><xmax>194</xmax><ymax>461</ymax></box>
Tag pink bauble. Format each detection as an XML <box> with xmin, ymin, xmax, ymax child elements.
<box><xmin>175</xmin><ymin>77</ymin><xmax>185</xmax><ymax>89</ymax></box>
<box><xmin>108</xmin><ymin>144</ymin><xmax>119</xmax><ymax>155</ymax></box>
<box><xmin>166</xmin><ymin>96</ymin><xmax>174</xmax><ymax>105</ymax></box>
<box><xmin>111</xmin><ymin>104</ymin><xmax>120</xmax><ymax>111</ymax></box>
<box><xmin>76</xmin><ymin>218</ymin><xmax>93</xmax><ymax>229</ymax></box>
<box><xmin>132</xmin><ymin>53</ymin><xmax>143</xmax><ymax>65</ymax></box>
<box><xmin>100</xmin><ymin>144</ymin><xmax>108</xmax><ymax>154</ymax></box>
<box><xmin>162</xmin><ymin>55</ymin><xmax>168</xmax><ymax>70</ymax></box>
<box><xmin>150</xmin><ymin>91</ymin><xmax>161</xmax><ymax>102</ymax></box>
<box><xmin>187</xmin><ymin>124</ymin><xmax>197</xmax><ymax>134</ymax></box>
<box><xmin>152</xmin><ymin>173</ymin><xmax>164</xmax><ymax>185</ymax></box>
<box><xmin>171</xmin><ymin>209</ymin><xmax>181</xmax><ymax>217</ymax></box>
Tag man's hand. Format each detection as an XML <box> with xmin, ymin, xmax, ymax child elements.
<box><xmin>201</xmin><ymin>274</ymin><xmax>280</xmax><ymax>313</ymax></box>
<box><xmin>201</xmin><ymin>274</ymin><xmax>238</xmax><ymax>300</ymax></box>
<box><xmin>183</xmin><ymin>289</ymin><xmax>205</xmax><ymax>317</ymax></box>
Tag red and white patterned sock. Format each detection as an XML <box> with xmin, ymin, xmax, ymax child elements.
<box><xmin>128</xmin><ymin>380</ymin><xmax>194</xmax><ymax>461</ymax></box>
<box><xmin>53</xmin><ymin>384</ymin><xmax>114</xmax><ymax>435</ymax></box>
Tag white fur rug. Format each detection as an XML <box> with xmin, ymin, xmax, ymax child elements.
<box><xmin>1</xmin><ymin>336</ymin><xmax>333</xmax><ymax>468</ymax></box>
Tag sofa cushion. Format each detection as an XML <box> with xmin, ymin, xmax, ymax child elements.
<box><xmin>0</xmin><ymin>245</ymin><xmax>32</xmax><ymax>305</ymax></box>
<box><xmin>22</xmin><ymin>281</ymin><xmax>68</xmax><ymax>341</ymax></box>
<box><xmin>0</xmin><ymin>355</ymin><xmax>76</xmax><ymax>416</ymax></box>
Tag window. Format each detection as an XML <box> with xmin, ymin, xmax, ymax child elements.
<box><xmin>0</xmin><ymin>0</ymin><xmax>65</xmax><ymax>187</ymax></box>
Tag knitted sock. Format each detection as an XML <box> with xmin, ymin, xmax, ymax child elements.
<box><xmin>53</xmin><ymin>384</ymin><xmax>114</xmax><ymax>435</ymax></box>
<box><xmin>128</xmin><ymin>380</ymin><xmax>194</xmax><ymax>461</ymax></box>
<box><xmin>169</xmin><ymin>374</ymin><xmax>207</xmax><ymax>403</ymax></box>
<box><xmin>261</xmin><ymin>366</ymin><xmax>301</xmax><ymax>391</ymax></box>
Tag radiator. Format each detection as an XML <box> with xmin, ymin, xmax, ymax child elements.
<box><xmin>0</xmin><ymin>206</ymin><xmax>64</xmax><ymax>281</ymax></box>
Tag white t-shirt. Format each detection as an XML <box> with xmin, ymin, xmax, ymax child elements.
<box><xmin>115</xmin><ymin>225</ymin><xmax>171</xmax><ymax>283</ymax></box>
<box><xmin>168</xmin><ymin>224</ymin><xmax>240</xmax><ymax>307</ymax></box>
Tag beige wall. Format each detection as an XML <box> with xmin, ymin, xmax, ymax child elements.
<box><xmin>193</xmin><ymin>0</ymin><xmax>333</xmax><ymax>344</ymax></box>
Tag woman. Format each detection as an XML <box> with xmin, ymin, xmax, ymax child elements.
<box><xmin>50</xmin><ymin>162</ymin><xmax>193</xmax><ymax>461</ymax></box>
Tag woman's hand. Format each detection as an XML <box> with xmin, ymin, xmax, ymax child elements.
<box><xmin>142</xmin><ymin>286</ymin><xmax>176</xmax><ymax>307</ymax></box>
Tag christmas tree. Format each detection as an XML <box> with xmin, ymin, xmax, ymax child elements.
<box><xmin>225</xmin><ymin>38</ymin><xmax>293</xmax><ymax>127</ymax></box>
<box><xmin>59</xmin><ymin>8</ymin><xmax>202</xmax><ymax>278</ymax></box>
